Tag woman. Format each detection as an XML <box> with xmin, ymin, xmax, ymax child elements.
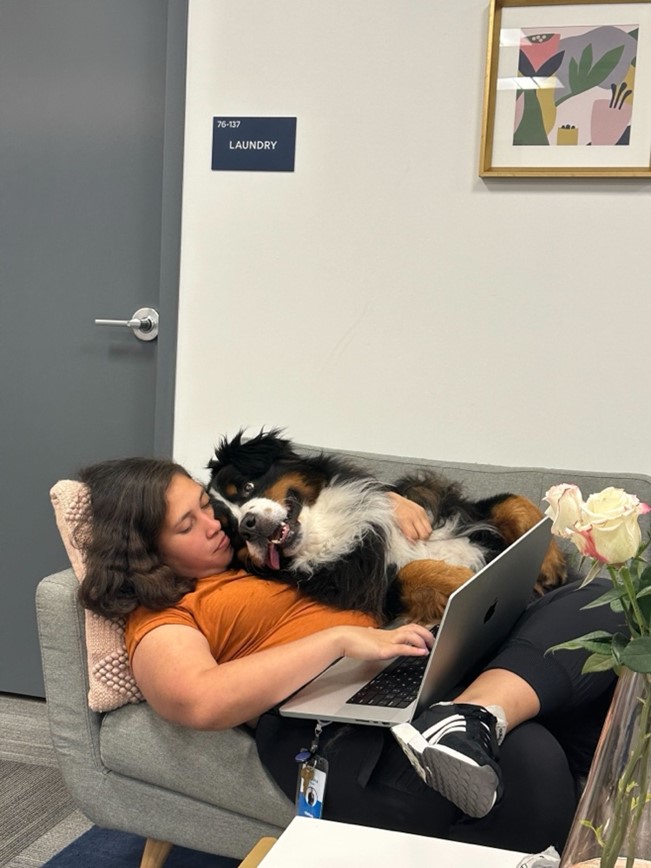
<box><xmin>78</xmin><ymin>456</ymin><xmax>625</xmax><ymax>853</ymax></box>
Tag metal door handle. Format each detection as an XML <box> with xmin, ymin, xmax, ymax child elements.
<box><xmin>95</xmin><ymin>307</ymin><xmax>159</xmax><ymax>342</ymax></box>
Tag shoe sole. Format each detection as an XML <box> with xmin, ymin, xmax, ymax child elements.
<box><xmin>393</xmin><ymin>723</ymin><xmax>499</xmax><ymax>819</ymax></box>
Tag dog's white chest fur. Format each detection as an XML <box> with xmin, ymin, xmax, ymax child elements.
<box><xmin>287</xmin><ymin>479</ymin><xmax>488</xmax><ymax>575</ymax></box>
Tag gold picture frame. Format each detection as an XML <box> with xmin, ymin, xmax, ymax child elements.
<box><xmin>479</xmin><ymin>0</ymin><xmax>651</xmax><ymax>177</ymax></box>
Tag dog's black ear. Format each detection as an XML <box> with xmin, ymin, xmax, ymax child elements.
<box><xmin>209</xmin><ymin>427</ymin><xmax>299</xmax><ymax>478</ymax></box>
<box><xmin>245</xmin><ymin>428</ymin><xmax>300</xmax><ymax>469</ymax></box>
<box><xmin>209</xmin><ymin>497</ymin><xmax>244</xmax><ymax>549</ymax></box>
<box><xmin>210</xmin><ymin>497</ymin><xmax>235</xmax><ymax>527</ymax></box>
<box><xmin>208</xmin><ymin>428</ymin><xmax>248</xmax><ymax>474</ymax></box>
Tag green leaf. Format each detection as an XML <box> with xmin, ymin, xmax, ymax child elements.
<box><xmin>636</xmin><ymin>568</ymin><xmax>651</xmax><ymax>625</ymax></box>
<box><xmin>582</xmin><ymin>651</ymin><xmax>617</xmax><ymax>673</ymax></box>
<box><xmin>638</xmin><ymin>590</ymin><xmax>651</xmax><ymax>627</ymax></box>
<box><xmin>612</xmin><ymin>632</ymin><xmax>629</xmax><ymax>662</ymax></box>
<box><xmin>558</xmin><ymin>44</ymin><xmax>625</xmax><ymax>105</ymax></box>
<box><xmin>567</xmin><ymin>57</ymin><xmax>579</xmax><ymax>93</ymax></box>
<box><xmin>620</xmin><ymin>637</ymin><xmax>651</xmax><ymax>672</ymax></box>
<box><xmin>610</xmin><ymin>596</ymin><xmax>625</xmax><ymax>613</ymax></box>
<box><xmin>578</xmin><ymin>44</ymin><xmax>593</xmax><ymax>77</ymax></box>
<box><xmin>588</xmin><ymin>45</ymin><xmax>625</xmax><ymax>86</ymax></box>
<box><xmin>581</xmin><ymin>586</ymin><xmax>626</xmax><ymax>609</ymax></box>
<box><xmin>549</xmin><ymin>630</ymin><xmax>613</xmax><ymax>655</ymax></box>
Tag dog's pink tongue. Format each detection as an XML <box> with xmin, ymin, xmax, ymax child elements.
<box><xmin>267</xmin><ymin>543</ymin><xmax>280</xmax><ymax>570</ymax></box>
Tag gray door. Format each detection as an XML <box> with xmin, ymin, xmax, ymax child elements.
<box><xmin>0</xmin><ymin>0</ymin><xmax>186</xmax><ymax>696</ymax></box>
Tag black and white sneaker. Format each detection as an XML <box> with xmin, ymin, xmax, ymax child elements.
<box><xmin>392</xmin><ymin>702</ymin><xmax>503</xmax><ymax>818</ymax></box>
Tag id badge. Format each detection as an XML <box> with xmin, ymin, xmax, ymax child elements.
<box><xmin>295</xmin><ymin>754</ymin><xmax>328</xmax><ymax>819</ymax></box>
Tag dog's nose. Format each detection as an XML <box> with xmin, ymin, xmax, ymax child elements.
<box><xmin>240</xmin><ymin>513</ymin><xmax>257</xmax><ymax>540</ymax></box>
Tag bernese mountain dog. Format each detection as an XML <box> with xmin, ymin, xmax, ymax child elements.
<box><xmin>207</xmin><ymin>429</ymin><xmax>566</xmax><ymax>624</ymax></box>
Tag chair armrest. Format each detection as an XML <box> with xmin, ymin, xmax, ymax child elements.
<box><xmin>35</xmin><ymin>569</ymin><xmax>105</xmax><ymax>796</ymax></box>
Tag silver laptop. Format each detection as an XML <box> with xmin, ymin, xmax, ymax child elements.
<box><xmin>280</xmin><ymin>517</ymin><xmax>551</xmax><ymax>727</ymax></box>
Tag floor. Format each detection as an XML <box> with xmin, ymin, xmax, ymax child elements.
<box><xmin>0</xmin><ymin>693</ymin><xmax>92</xmax><ymax>867</ymax></box>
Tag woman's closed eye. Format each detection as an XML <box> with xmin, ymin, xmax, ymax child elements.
<box><xmin>177</xmin><ymin>496</ymin><xmax>212</xmax><ymax>534</ymax></box>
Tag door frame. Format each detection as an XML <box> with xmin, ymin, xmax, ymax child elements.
<box><xmin>155</xmin><ymin>0</ymin><xmax>189</xmax><ymax>454</ymax></box>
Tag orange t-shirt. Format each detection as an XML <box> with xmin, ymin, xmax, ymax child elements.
<box><xmin>124</xmin><ymin>569</ymin><xmax>378</xmax><ymax>664</ymax></box>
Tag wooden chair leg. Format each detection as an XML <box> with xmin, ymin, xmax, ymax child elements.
<box><xmin>139</xmin><ymin>838</ymin><xmax>173</xmax><ymax>868</ymax></box>
<box><xmin>238</xmin><ymin>836</ymin><xmax>278</xmax><ymax>867</ymax></box>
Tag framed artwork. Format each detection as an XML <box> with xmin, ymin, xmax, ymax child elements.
<box><xmin>479</xmin><ymin>0</ymin><xmax>651</xmax><ymax>177</ymax></box>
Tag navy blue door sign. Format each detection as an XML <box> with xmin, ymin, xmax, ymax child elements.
<box><xmin>212</xmin><ymin>117</ymin><xmax>297</xmax><ymax>172</ymax></box>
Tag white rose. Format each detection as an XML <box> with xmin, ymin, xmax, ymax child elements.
<box><xmin>544</xmin><ymin>484</ymin><xmax>585</xmax><ymax>539</ymax></box>
<box><xmin>573</xmin><ymin>487</ymin><xmax>647</xmax><ymax>565</ymax></box>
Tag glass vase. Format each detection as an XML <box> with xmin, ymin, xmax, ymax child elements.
<box><xmin>561</xmin><ymin>667</ymin><xmax>651</xmax><ymax>868</ymax></box>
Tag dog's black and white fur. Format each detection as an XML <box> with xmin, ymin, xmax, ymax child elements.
<box><xmin>207</xmin><ymin>429</ymin><xmax>566</xmax><ymax>623</ymax></box>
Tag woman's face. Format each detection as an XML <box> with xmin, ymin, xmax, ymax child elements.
<box><xmin>158</xmin><ymin>473</ymin><xmax>233</xmax><ymax>578</ymax></box>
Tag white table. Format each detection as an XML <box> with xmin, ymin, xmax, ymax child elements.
<box><xmin>258</xmin><ymin>816</ymin><xmax>529</xmax><ymax>867</ymax></box>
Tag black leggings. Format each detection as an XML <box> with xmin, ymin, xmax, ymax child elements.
<box><xmin>256</xmin><ymin>578</ymin><xmax>625</xmax><ymax>853</ymax></box>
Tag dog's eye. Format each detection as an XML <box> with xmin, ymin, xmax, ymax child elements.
<box><xmin>242</xmin><ymin>481</ymin><xmax>255</xmax><ymax>495</ymax></box>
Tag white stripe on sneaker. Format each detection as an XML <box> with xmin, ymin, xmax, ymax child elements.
<box><xmin>421</xmin><ymin>714</ymin><xmax>466</xmax><ymax>742</ymax></box>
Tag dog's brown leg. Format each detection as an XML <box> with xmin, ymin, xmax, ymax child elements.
<box><xmin>396</xmin><ymin>560</ymin><xmax>473</xmax><ymax>624</ymax></box>
<box><xmin>489</xmin><ymin>495</ymin><xmax>567</xmax><ymax>595</ymax></box>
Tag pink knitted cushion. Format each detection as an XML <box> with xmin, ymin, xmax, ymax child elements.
<box><xmin>50</xmin><ymin>480</ymin><xmax>143</xmax><ymax>712</ymax></box>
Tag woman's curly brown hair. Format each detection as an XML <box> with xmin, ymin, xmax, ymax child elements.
<box><xmin>77</xmin><ymin>457</ymin><xmax>199</xmax><ymax>619</ymax></box>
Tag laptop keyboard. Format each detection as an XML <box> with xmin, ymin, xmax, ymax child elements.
<box><xmin>347</xmin><ymin>625</ymin><xmax>439</xmax><ymax>709</ymax></box>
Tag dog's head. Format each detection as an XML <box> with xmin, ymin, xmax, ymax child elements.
<box><xmin>207</xmin><ymin>429</ymin><xmax>328</xmax><ymax>571</ymax></box>
<box><xmin>208</xmin><ymin>428</ymin><xmax>301</xmax><ymax>505</ymax></box>
<box><xmin>235</xmin><ymin>492</ymin><xmax>305</xmax><ymax>570</ymax></box>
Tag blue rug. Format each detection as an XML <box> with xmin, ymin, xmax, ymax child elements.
<box><xmin>43</xmin><ymin>826</ymin><xmax>240</xmax><ymax>867</ymax></box>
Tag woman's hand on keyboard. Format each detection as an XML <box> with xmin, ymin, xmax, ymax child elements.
<box><xmin>334</xmin><ymin>623</ymin><xmax>434</xmax><ymax>661</ymax></box>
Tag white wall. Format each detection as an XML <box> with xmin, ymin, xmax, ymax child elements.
<box><xmin>174</xmin><ymin>0</ymin><xmax>651</xmax><ymax>481</ymax></box>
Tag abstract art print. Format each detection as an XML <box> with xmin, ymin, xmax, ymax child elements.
<box><xmin>480</xmin><ymin>0</ymin><xmax>651</xmax><ymax>176</ymax></box>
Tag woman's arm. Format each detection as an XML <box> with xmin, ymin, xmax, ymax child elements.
<box><xmin>131</xmin><ymin>621</ymin><xmax>433</xmax><ymax>731</ymax></box>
